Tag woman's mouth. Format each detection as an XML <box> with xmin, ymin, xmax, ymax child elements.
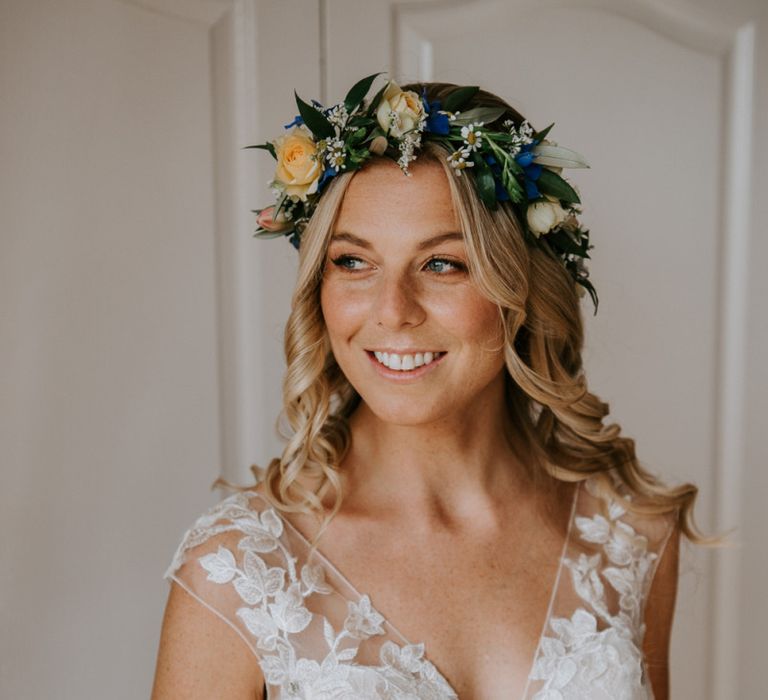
<box><xmin>365</xmin><ymin>349</ymin><xmax>446</xmax><ymax>380</ymax></box>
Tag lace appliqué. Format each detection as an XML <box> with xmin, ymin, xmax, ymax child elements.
<box><xmin>167</xmin><ymin>492</ymin><xmax>458</xmax><ymax>699</ymax></box>
<box><xmin>529</xmin><ymin>478</ymin><xmax>657</xmax><ymax>699</ymax></box>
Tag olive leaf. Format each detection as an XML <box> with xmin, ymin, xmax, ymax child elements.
<box><xmin>451</xmin><ymin>106</ymin><xmax>506</xmax><ymax>126</ymax></box>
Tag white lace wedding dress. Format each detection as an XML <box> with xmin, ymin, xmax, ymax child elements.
<box><xmin>164</xmin><ymin>474</ymin><xmax>676</xmax><ymax>699</ymax></box>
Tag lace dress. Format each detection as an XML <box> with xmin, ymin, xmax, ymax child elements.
<box><xmin>164</xmin><ymin>474</ymin><xmax>676</xmax><ymax>699</ymax></box>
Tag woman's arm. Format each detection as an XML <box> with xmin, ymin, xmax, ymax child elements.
<box><xmin>642</xmin><ymin>521</ymin><xmax>681</xmax><ymax>700</ymax></box>
<box><xmin>151</xmin><ymin>580</ymin><xmax>266</xmax><ymax>700</ymax></box>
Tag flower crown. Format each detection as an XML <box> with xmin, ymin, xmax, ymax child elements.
<box><xmin>247</xmin><ymin>72</ymin><xmax>598</xmax><ymax>313</ymax></box>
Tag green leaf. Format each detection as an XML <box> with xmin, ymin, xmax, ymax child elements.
<box><xmin>365</xmin><ymin>82</ymin><xmax>390</xmax><ymax>117</ymax></box>
<box><xmin>502</xmin><ymin>170</ymin><xmax>524</xmax><ymax>203</ymax></box>
<box><xmin>344</xmin><ymin>72</ymin><xmax>384</xmax><ymax>113</ymax></box>
<box><xmin>547</xmin><ymin>228</ymin><xmax>587</xmax><ymax>257</ymax></box>
<box><xmin>243</xmin><ymin>142</ymin><xmax>276</xmax><ymax>159</ymax></box>
<box><xmin>346</xmin><ymin>127</ymin><xmax>367</xmax><ymax>145</ymax></box>
<box><xmin>294</xmin><ymin>90</ymin><xmax>335</xmax><ymax>139</ymax></box>
<box><xmin>470</xmin><ymin>153</ymin><xmax>498</xmax><ymax>209</ymax></box>
<box><xmin>534</xmin><ymin>122</ymin><xmax>555</xmax><ymax>141</ymax></box>
<box><xmin>536</xmin><ymin>168</ymin><xmax>580</xmax><ymax>204</ymax></box>
<box><xmin>442</xmin><ymin>85</ymin><xmax>479</xmax><ymax>113</ymax></box>
<box><xmin>576</xmin><ymin>276</ymin><xmax>599</xmax><ymax>315</ymax></box>
<box><xmin>451</xmin><ymin>106</ymin><xmax>506</xmax><ymax>126</ymax></box>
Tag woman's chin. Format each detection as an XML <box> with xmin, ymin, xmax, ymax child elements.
<box><xmin>359</xmin><ymin>397</ymin><xmax>451</xmax><ymax>427</ymax></box>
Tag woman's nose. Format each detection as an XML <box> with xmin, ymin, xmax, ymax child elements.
<box><xmin>372</xmin><ymin>271</ymin><xmax>426</xmax><ymax>329</ymax></box>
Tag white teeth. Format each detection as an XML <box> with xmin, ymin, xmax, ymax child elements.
<box><xmin>372</xmin><ymin>351</ymin><xmax>443</xmax><ymax>371</ymax></box>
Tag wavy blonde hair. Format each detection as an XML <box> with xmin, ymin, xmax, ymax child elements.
<box><xmin>214</xmin><ymin>81</ymin><xmax>730</xmax><ymax>552</ymax></box>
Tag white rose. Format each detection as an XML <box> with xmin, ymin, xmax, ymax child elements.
<box><xmin>375</xmin><ymin>80</ymin><xmax>425</xmax><ymax>139</ymax></box>
<box><xmin>526</xmin><ymin>196</ymin><xmax>569</xmax><ymax>237</ymax></box>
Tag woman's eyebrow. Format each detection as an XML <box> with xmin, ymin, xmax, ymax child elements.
<box><xmin>330</xmin><ymin>231</ymin><xmax>464</xmax><ymax>250</ymax></box>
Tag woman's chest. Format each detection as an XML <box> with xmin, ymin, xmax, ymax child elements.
<box><xmin>299</xmin><ymin>509</ymin><xmax>571</xmax><ymax>699</ymax></box>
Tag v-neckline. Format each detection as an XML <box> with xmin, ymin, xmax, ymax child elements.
<box><xmin>250</xmin><ymin>480</ymin><xmax>581</xmax><ymax>699</ymax></box>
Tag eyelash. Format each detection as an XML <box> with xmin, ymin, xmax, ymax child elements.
<box><xmin>330</xmin><ymin>255</ymin><xmax>466</xmax><ymax>275</ymax></box>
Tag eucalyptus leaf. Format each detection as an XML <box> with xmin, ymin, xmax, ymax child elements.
<box><xmin>536</xmin><ymin>168</ymin><xmax>580</xmax><ymax>204</ymax></box>
<box><xmin>451</xmin><ymin>106</ymin><xmax>506</xmax><ymax>126</ymax></box>
<box><xmin>344</xmin><ymin>72</ymin><xmax>383</xmax><ymax>113</ymax></box>
<box><xmin>295</xmin><ymin>90</ymin><xmax>335</xmax><ymax>139</ymax></box>
<box><xmin>442</xmin><ymin>86</ymin><xmax>479</xmax><ymax>113</ymax></box>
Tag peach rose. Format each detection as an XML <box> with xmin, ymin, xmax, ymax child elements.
<box><xmin>273</xmin><ymin>125</ymin><xmax>323</xmax><ymax>201</ymax></box>
<box><xmin>375</xmin><ymin>81</ymin><xmax>425</xmax><ymax>138</ymax></box>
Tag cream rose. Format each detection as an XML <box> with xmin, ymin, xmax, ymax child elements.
<box><xmin>375</xmin><ymin>81</ymin><xmax>425</xmax><ymax>138</ymax></box>
<box><xmin>272</xmin><ymin>125</ymin><xmax>323</xmax><ymax>201</ymax></box>
<box><xmin>255</xmin><ymin>205</ymin><xmax>291</xmax><ymax>233</ymax></box>
<box><xmin>526</xmin><ymin>196</ymin><xmax>569</xmax><ymax>237</ymax></box>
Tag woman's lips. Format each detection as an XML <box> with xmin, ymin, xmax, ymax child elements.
<box><xmin>365</xmin><ymin>350</ymin><xmax>446</xmax><ymax>381</ymax></box>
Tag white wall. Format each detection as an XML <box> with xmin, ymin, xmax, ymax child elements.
<box><xmin>0</xmin><ymin>1</ymin><xmax>222</xmax><ymax>697</ymax></box>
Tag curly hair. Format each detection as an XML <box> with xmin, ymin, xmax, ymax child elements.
<box><xmin>213</xmin><ymin>81</ymin><xmax>729</xmax><ymax>554</ymax></box>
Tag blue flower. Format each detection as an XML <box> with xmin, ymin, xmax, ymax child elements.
<box><xmin>483</xmin><ymin>153</ymin><xmax>510</xmax><ymax>202</ymax></box>
<box><xmin>515</xmin><ymin>141</ymin><xmax>542</xmax><ymax>199</ymax></box>
<box><xmin>421</xmin><ymin>90</ymin><xmax>450</xmax><ymax>135</ymax></box>
<box><xmin>284</xmin><ymin>114</ymin><xmax>303</xmax><ymax>129</ymax></box>
<box><xmin>289</xmin><ymin>232</ymin><xmax>301</xmax><ymax>250</ymax></box>
<box><xmin>316</xmin><ymin>166</ymin><xmax>338</xmax><ymax>193</ymax></box>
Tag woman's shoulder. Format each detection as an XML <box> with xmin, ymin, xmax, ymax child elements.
<box><xmin>574</xmin><ymin>471</ymin><xmax>678</xmax><ymax>557</ymax></box>
<box><xmin>163</xmin><ymin>483</ymin><xmax>286</xmax><ymax>583</ymax></box>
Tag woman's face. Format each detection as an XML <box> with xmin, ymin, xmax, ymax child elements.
<box><xmin>320</xmin><ymin>156</ymin><xmax>507</xmax><ymax>425</ymax></box>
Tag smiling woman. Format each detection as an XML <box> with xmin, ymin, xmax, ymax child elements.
<box><xmin>152</xmin><ymin>78</ymin><xmax>725</xmax><ymax>700</ymax></box>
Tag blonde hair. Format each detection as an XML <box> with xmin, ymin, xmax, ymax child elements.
<box><xmin>214</xmin><ymin>81</ymin><xmax>730</xmax><ymax>552</ymax></box>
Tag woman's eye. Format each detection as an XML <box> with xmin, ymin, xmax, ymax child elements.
<box><xmin>425</xmin><ymin>257</ymin><xmax>465</xmax><ymax>274</ymax></box>
<box><xmin>331</xmin><ymin>255</ymin><xmax>368</xmax><ymax>271</ymax></box>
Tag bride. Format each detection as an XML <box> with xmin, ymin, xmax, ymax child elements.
<box><xmin>151</xmin><ymin>76</ymin><xmax>720</xmax><ymax>699</ymax></box>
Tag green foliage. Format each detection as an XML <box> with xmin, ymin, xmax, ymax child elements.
<box><xmin>442</xmin><ymin>85</ymin><xmax>479</xmax><ymax>113</ymax></box>
<box><xmin>537</xmin><ymin>168</ymin><xmax>581</xmax><ymax>204</ymax></box>
<box><xmin>344</xmin><ymin>72</ymin><xmax>383</xmax><ymax>113</ymax></box>
<box><xmin>294</xmin><ymin>90</ymin><xmax>335</xmax><ymax>139</ymax></box>
<box><xmin>243</xmin><ymin>142</ymin><xmax>276</xmax><ymax>159</ymax></box>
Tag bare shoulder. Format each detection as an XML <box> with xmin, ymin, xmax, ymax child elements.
<box><xmin>642</xmin><ymin>512</ymin><xmax>682</xmax><ymax>700</ymax></box>
<box><xmin>151</xmin><ymin>488</ymin><xmax>268</xmax><ymax>700</ymax></box>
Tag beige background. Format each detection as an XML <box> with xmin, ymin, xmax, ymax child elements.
<box><xmin>1</xmin><ymin>1</ymin><xmax>766</xmax><ymax>698</ymax></box>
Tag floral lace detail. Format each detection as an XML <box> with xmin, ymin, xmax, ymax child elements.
<box><xmin>167</xmin><ymin>491</ymin><xmax>458</xmax><ymax>699</ymax></box>
<box><xmin>528</xmin><ymin>477</ymin><xmax>657</xmax><ymax>699</ymax></box>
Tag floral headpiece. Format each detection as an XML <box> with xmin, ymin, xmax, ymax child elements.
<box><xmin>247</xmin><ymin>72</ymin><xmax>598</xmax><ymax>313</ymax></box>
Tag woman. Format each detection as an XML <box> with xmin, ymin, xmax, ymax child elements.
<box><xmin>151</xmin><ymin>77</ymin><xmax>721</xmax><ymax>699</ymax></box>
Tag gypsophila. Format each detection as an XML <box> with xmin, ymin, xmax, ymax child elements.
<box><xmin>247</xmin><ymin>72</ymin><xmax>598</xmax><ymax>313</ymax></box>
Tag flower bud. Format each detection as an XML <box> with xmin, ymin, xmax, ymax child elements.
<box><xmin>369</xmin><ymin>135</ymin><xmax>388</xmax><ymax>156</ymax></box>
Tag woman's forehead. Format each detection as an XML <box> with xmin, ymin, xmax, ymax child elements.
<box><xmin>334</xmin><ymin>158</ymin><xmax>459</xmax><ymax>233</ymax></box>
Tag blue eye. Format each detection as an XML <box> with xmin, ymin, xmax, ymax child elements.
<box><xmin>331</xmin><ymin>255</ymin><xmax>367</xmax><ymax>271</ymax></box>
<box><xmin>425</xmin><ymin>257</ymin><xmax>464</xmax><ymax>274</ymax></box>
